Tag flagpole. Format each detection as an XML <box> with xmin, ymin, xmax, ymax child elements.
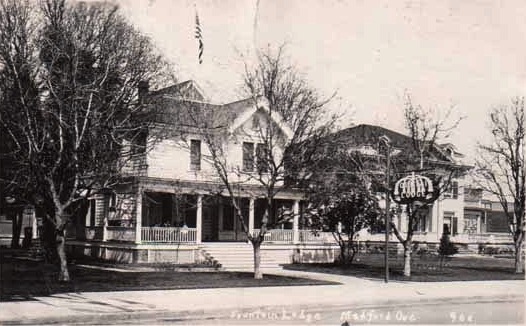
<box><xmin>194</xmin><ymin>4</ymin><xmax>203</xmax><ymax>65</ymax></box>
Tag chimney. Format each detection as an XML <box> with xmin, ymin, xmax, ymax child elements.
<box><xmin>138</xmin><ymin>80</ymin><xmax>149</xmax><ymax>103</ymax></box>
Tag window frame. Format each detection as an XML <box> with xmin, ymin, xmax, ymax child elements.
<box><xmin>256</xmin><ymin>143</ymin><xmax>269</xmax><ymax>173</ymax></box>
<box><xmin>242</xmin><ymin>142</ymin><xmax>255</xmax><ymax>172</ymax></box>
<box><xmin>444</xmin><ymin>181</ymin><xmax>459</xmax><ymax>199</ymax></box>
<box><xmin>190</xmin><ymin>139</ymin><xmax>202</xmax><ymax>171</ymax></box>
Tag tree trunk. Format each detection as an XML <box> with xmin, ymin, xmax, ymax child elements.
<box><xmin>56</xmin><ymin>229</ymin><xmax>70</xmax><ymax>282</ymax></box>
<box><xmin>349</xmin><ymin>246</ymin><xmax>357</xmax><ymax>265</ymax></box>
<box><xmin>337</xmin><ymin>239</ymin><xmax>347</xmax><ymax>264</ymax></box>
<box><xmin>403</xmin><ymin>240</ymin><xmax>412</xmax><ymax>277</ymax></box>
<box><xmin>11</xmin><ymin>210</ymin><xmax>23</xmax><ymax>249</ymax></box>
<box><xmin>253</xmin><ymin>240</ymin><xmax>263</xmax><ymax>279</ymax></box>
<box><xmin>514</xmin><ymin>240</ymin><xmax>524</xmax><ymax>274</ymax></box>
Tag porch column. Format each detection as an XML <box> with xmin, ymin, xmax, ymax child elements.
<box><xmin>102</xmin><ymin>198</ymin><xmax>108</xmax><ymax>242</ymax></box>
<box><xmin>248</xmin><ymin>198</ymin><xmax>255</xmax><ymax>237</ymax></box>
<box><xmin>427</xmin><ymin>207</ymin><xmax>433</xmax><ymax>232</ymax></box>
<box><xmin>293</xmin><ymin>200</ymin><xmax>300</xmax><ymax>244</ymax></box>
<box><xmin>135</xmin><ymin>189</ymin><xmax>142</xmax><ymax>244</ymax></box>
<box><xmin>400</xmin><ymin>206</ymin><xmax>407</xmax><ymax>233</ymax></box>
<box><xmin>85</xmin><ymin>200</ymin><xmax>92</xmax><ymax>227</ymax></box>
<box><xmin>31</xmin><ymin>209</ymin><xmax>38</xmax><ymax>239</ymax></box>
<box><xmin>477</xmin><ymin>213</ymin><xmax>481</xmax><ymax>234</ymax></box>
<box><xmin>102</xmin><ymin>217</ymin><xmax>108</xmax><ymax>242</ymax></box>
<box><xmin>196</xmin><ymin>195</ymin><xmax>203</xmax><ymax>243</ymax></box>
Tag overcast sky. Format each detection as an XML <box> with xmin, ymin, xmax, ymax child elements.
<box><xmin>118</xmin><ymin>0</ymin><xmax>526</xmax><ymax>163</ymax></box>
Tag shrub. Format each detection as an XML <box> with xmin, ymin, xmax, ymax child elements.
<box><xmin>479</xmin><ymin>244</ymin><xmax>515</xmax><ymax>256</ymax></box>
<box><xmin>438</xmin><ymin>232</ymin><xmax>458</xmax><ymax>257</ymax></box>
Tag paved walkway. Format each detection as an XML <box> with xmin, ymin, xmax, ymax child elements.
<box><xmin>0</xmin><ymin>268</ymin><xmax>524</xmax><ymax>325</ymax></box>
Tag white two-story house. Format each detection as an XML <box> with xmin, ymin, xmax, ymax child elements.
<box><xmin>67</xmin><ymin>81</ymin><xmax>336</xmax><ymax>267</ymax></box>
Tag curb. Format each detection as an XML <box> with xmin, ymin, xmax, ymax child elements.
<box><xmin>2</xmin><ymin>293</ymin><xmax>523</xmax><ymax>325</ymax></box>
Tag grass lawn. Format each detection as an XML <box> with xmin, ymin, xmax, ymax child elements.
<box><xmin>284</xmin><ymin>253</ymin><xmax>525</xmax><ymax>282</ymax></box>
<box><xmin>0</xmin><ymin>254</ymin><xmax>338</xmax><ymax>301</ymax></box>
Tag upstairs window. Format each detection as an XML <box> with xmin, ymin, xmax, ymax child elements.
<box><xmin>256</xmin><ymin>143</ymin><xmax>269</xmax><ymax>173</ymax></box>
<box><xmin>190</xmin><ymin>139</ymin><xmax>201</xmax><ymax>171</ymax></box>
<box><xmin>444</xmin><ymin>181</ymin><xmax>459</xmax><ymax>199</ymax></box>
<box><xmin>242</xmin><ymin>142</ymin><xmax>254</xmax><ymax>172</ymax></box>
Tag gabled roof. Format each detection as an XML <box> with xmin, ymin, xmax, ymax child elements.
<box><xmin>145</xmin><ymin>81</ymin><xmax>293</xmax><ymax>140</ymax></box>
<box><xmin>227</xmin><ymin>97</ymin><xmax>293</xmax><ymax>140</ymax></box>
<box><xmin>148</xmin><ymin>80</ymin><xmax>206</xmax><ymax>102</ymax></box>
<box><xmin>330</xmin><ymin>124</ymin><xmax>462</xmax><ymax>166</ymax></box>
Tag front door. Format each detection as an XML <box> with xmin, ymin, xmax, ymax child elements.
<box><xmin>443</xmin><ymin>217</ymin><xmax>451</xmax><ymax>235</ymax></box>
<box><xmin>443</xmin><ymin>216</ymin><xmax>458</xmax><ymax>236</ymax></box>
<box><xmin>218</xmin><ymin>198</ymin><xmax>248</xmax><ymax>241</ymax></box>
<box><xmin>201</xmin><ymin>202</ymin><xmax>219</xmax><ymax>242</ymax></box>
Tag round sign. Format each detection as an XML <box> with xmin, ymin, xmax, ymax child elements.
<box><xmin>391</xmin><ymin>172</ymin><xmax>435</xmax><ymax>204</ymax></box>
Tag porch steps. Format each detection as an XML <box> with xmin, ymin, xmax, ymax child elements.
<box><xmin>27</xmin><ymin>237</ymin><xmax>44</xmax><ymax>260</ymax></box>
<box><xmin>199</xmin><ymin>243</ymin><xmax>292</xmax><ymax>271</ymax></box>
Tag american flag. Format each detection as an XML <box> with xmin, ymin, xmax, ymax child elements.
<box><xmin>195</xmin><ymin>10</ymin><xmax>203</xmax><ymax>64</ymax></box>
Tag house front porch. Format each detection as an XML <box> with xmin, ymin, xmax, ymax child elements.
<box><xmin>81</xmin><ymin>225</ymin><xmax>335</xmax><ymax>245</ymax></box>
<box><xmin>70</xmin><ymin>183</ymin><xmax>338</xmax><ymax>265</ymax></box>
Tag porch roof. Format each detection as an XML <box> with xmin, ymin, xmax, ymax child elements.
<box><xmin>136</xmin><ymin>176</ymin><xmax>306</xmax><ymax>200</ymax></box>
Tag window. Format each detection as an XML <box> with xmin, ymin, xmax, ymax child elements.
<box><xmin>416</xmin><ymin>213</ymin><xmax>427</xmax><ymax>232</ymax></box>
<box><xmin>444</xmin><ymin>181</ymin><xmax>459</xmax><ymax>199</ymax></box>
<box><xmin>190</xmin><ymin>140</ymin><xmax>201</xmax><ymax>171</ymax></box>
<box><xmin>256</xmin><ymin>143</ymin><xmax>269</xmax><ymax>173</ymax></box>
<box><xmin>222</xmin><ymin>201</ymin><xmax>234</xmax><ymax>231</ymax></box>
<box><xmin>443</xmin><ymin>211</ymin><xmax>458</xmax><ymax>236</ymax></box>
<box><xmin>242</xmin><ymin>142</ymin><xmax>254</xmax><ymax>172</ymax></box>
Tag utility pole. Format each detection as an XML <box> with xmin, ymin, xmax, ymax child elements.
<box><xmin>380</xmin><ymin>135</ymin><xmax>391</xmax><ymax>283</ymax></box>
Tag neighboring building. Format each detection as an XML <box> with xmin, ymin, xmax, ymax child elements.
<box><xmin>463</xmin><ymin>186</ymin><xmax>514</xmax><ymax>245</ymax></box>
<box><xmin>67</xmin><ymin>81</ymin><xmax>336</xmax><ymax>268</ymax></box>
<box><xmin>329</xmin><ymin>124</ymin><xmax>514</xmax><ymax>250</ymax></box>
<box><xmin>322</xmin><ymin>124</ymin><xmax>474</xmax><ymax>246</ymax></box>
<box><xmin>0</xmin><ymin>200</ymin><xmax>38</xmax><ymax>248</ymax></box>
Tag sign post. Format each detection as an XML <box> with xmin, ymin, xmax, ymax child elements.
<box><xmin>384</xmin><ymin>149</ymin><xmax>391</xmax><ymax>283</ymax></box>
<box><xmin>379</xmin><ymin>135</ymin><xmax>391</xmax><ymax>283</ymax></box>
<box><xmin>389</xmin><ymin>171</ymin><xmax>436</xmax><ymax>280</ymax></box>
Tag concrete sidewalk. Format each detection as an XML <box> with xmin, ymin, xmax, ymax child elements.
<box><xmin>0</xmin><ymin>269</ymin><xmax>524</xmax><ymax>325</ymax></box>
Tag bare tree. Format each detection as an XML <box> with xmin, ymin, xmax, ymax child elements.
<box><xmin>476</xmin><ymin>97</ymin><xmax>525</xmax><ymax>273</ymax></box>
<box><xmin>389</xmin><ymin>94</ymin><xmax>465</xmax><ymax>277</ymax></box>
<box><xmin>0</xmin><ymin>0</ymin><xmax>173</xmax><ymax>281</ymax></box>
<box><xmin>0</xmin><ymin>0</ymin><xmax>41</xmax><ymax>248</ymax></box>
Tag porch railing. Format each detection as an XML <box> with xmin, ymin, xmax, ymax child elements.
<box><xmin>106</xmin><ymin>226</ymin><xmax>135</xmax><ymax>242</ymax></box>
<box><xmin>253</xmin><ymin>229</ymin><xmax>294</xmax><ymax>243</ymax></box>
<box><xmin>141</xmin><ymin>227</ymin><xmax>197</xmax><ymax>243</ymax></box>
<box><xmin>251</xmin><ymin>229</ymin><xmax>335</xmax><ymax>244</ymax></box>
<box><xmin>466</xmin><ymin>232</ymin><xmax>513</xmax><ymax>244</ymax></box>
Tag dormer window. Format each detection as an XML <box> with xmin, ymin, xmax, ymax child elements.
<box><xmin>350</xmin><ymin>145</ymin><xmax>378</xmax><ymax>156</ymax></box>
